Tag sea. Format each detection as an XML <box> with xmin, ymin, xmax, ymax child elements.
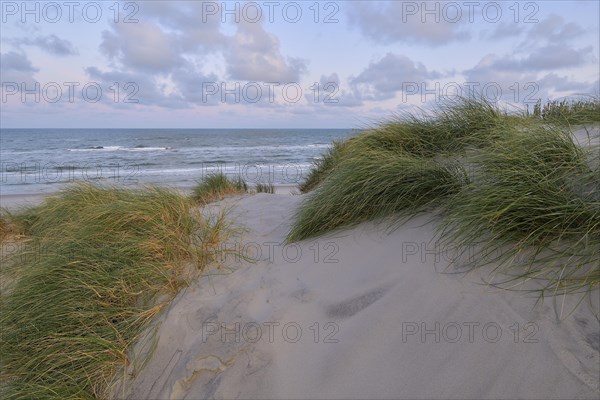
<box><xmin>0</xmin><ymin>129</ymin><xmax>356</xmax><ymax>196</ymax></box>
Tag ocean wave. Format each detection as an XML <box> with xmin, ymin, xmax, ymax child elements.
<box><xmin>68</xmin><ymin>146</ymin><xmax>172</xmax><ymax>152</ymax></box>
<box><xmin>180</xmin><ymin>143</ymin><xmax>332</xmax><ymax>152</ymax></box>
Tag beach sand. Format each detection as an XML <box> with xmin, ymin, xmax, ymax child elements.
<box><xmin>0</xmin><ymin>184</ymin><xmax>298</xmax><ymax>211</ymax></box>
<box><xmin>112</xmin><ymin>193</ymin><xmax>599</xmax><ymax>399</ymax></box>
<box><xmin>0</xmin><ymin>193</ymin><xmax>49</xmax><ymax>210</ymax></box>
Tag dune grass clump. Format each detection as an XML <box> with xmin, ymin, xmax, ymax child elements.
<box><xmin>288</xmin><ymin>151</ymin><xmax>467</xmax><ymax>241</ymax></box>
<box><xmin>0</xmin><ymin>183</ymin><xmax>226</xmax><ymax>399</ymax></box>
<box><xmin>530</xmin><ymin>96</ymin><xmax>600</xmax><ymax>125</ymax></box>
<box><xmin>362</xmin><ymin>96</ymin><xmax>511</xmax><ymax>157</ymax></box>
<box><xmin>291</xmin><ymin>96</ymin><xmax>512</xmax><ymax>238</ymax></box>
<box><xmin>192</xmin><ymin>173</ymin><xmax>248</xmax><ymax>203</ymax></box>
<box><xmin>255</xmin><ymin>182</ymin><xmax>275</xmax><ymax>194</ymax></box>
<box><xmin>290</xmin><ymin>95</ymin><xmax>599</xmax><ymax>295</ymax></box>
<box><xmin>0</xmin><ymin>210</ymin><xmax>27</xmax><ymax>242</ymax></box>
<box><xmin>440</xmin><ymin>125</ymin><xmax>600</xmax><ymax>294</ymax></box>
<box><xmin>299</xmin><ymin>97</ymin><xmax>516</xmax><ymax>194</ymax></box>
<box><xmin>299</xmin><ymin>140</ymin><xmax>347</xmax><ymax>193</ymax></box>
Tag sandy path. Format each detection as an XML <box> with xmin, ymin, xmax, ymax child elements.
<box><xmin>115</xmin><ymin>193</ymin><xmax>599</xmax><ymax>399</ymax></box>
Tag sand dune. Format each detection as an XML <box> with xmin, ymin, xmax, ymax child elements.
<box><xmin>113</xmin><ymin>193</ymin><xmax>599</xmax><ymax>399</ymax></box>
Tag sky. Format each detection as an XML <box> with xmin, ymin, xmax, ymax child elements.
<box><xmin>1</xmin><ymin>0</ymin><xmax>598</xmax><ymax>128</ymax></box>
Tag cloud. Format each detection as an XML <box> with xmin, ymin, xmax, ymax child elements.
<box><xmin>466</xmin><ymin>43</ymin><xmax>594</xmax><ymax>80</ymax></box>
<box><xmin>461</xmin><ymin>54</ymin><xmax>536</xmax><ymax>101</ymax></box>
<box><xmin>98</xmin><ymin>4</ymin><xmax>307</xmax><ymax>85</ymax></box>
<box><xmin>139</xmin><ymin>1</ymin><xmax>227</xmax><ymax>52</ymax></box>
<box><xmin>349</xmin><ymin>53</ymin><xmax>442</xmax><ymax>100</ymax></box>
<box><xmin>486</xmin><ymin>14</ymin><xmax>584</xmax><ymax>44</ymax></box>
<box><xmin>301</xmin><ymin>73</ymin><xmax>363</xmax><ymax>108</ymax></box>
<box><xmin>521</xmin><ymin>45</ymin><xmax>594</xmax><ymax>70</ymax></box>
<box><xmin>1</xmin><ymin>51</ymin><xmax>37</xmax><ymax>73</ymax></box>
<box><xmin>526</xmin><ymin>14</ymin><xmax>585</xmax><ymax>44</ymax></box>
<box><xmin>346</xmin><ymin>1</ymin><xmax>470</xmax><ymax>46</ymax></box>
<box><xmin>85</xmin><ymin>66</ymin><xmax>186</xmax><ymax>108</ymax></box>
<box><xmin>536</xmin><ymin>73</ymin><xmax>599</xmax><ymax>95</ymax></box>
<box><xmin>486</xmin><ymin>23</ymin><xmax>526</xmax><ymax>40</ymax></box>
<box><xmin>9</xmin><ymin>34</ymin><xmax>78</xmax><ymax>56</ymax></box>
<box><xmin>0</xmin><ymin>51</ymin><xmax>38</xmax><ymax>84</ymax></box>
<box><xmin>100</xmin><ymin>21</ymin><xmax>185</xmax><ymax>72</ymax></box>
<box><xmin>463</xmin><ymin>11</ymin><xmax>596</xmax><ymax>103</ymax></box>
<box><xmin>169</xmin><ymin>65</ymin><xmax>221</xmax><ymax>106</ymax></box>
<box><xmin>463</xmin><ymin>53</ymin><xmax>598</xmax><ymax>104</ymax></box>
<box><xmin>224</xmin><ymin>20</ymin><xmax>307</xmax><ymax>82</ymax></box>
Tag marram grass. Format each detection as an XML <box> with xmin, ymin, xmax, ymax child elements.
<box><xmin>192</xmin><ymin>173</ymin><xmax>248</xmax><ymax>204</ymax></box>
<box><xmin>288</xmin><ymin>150</ymin><xmax>467</xmax><ymax>242</ymax></box>
<box><xmin>0</xmin><ymin>183</ymin><xmax>231</xmax><ymax>399</ymax></box>
<box><xmin>299</xmin><ymin>140</ymin><xmax>347</xmax><ymax>193</ymax></box>
<box><xmin>529</xmin><ymin>96</ymin><xmax>600</xmax><ymax>125</ymax></box>
<box><xmin>290</xmin><ymin>96</ymin><xmax>599</xmax><ymax>295</ymax></box>
<box><xmin>439</xmin><ymin>124</ymin><xmax>599</xmax><ymax>295</ymax></box>
<box><xmin>292</xmin><ymin>96</ymin><xmax>512</xmax><ymax>235</ymax></box>
<box><xmin>0</xmin><ymin>210</ymin><xmax>27</xmax><ymax>242</ymax></box>
<box><xmin>255</xmin><ymin>182</ymin><xmax>275</xmax><ymax>194</ymax></box>
<box><xmin>299</xmin><ymin>96</ymin><xmax>519</xmax><ymax>194</ymax></box>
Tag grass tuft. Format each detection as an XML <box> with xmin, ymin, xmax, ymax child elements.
<box><xmin>0</xmin><ymin>183</ymin><xmax>230</xmax><ymax>399</ymax></box>
<box><xmin>255</xmin><ymin>183</ymin><xmax>275</xmax><ymax>194</ymax></box>
<box><xmin>288</xmin><ymin>151</ymin><xmax>466</xmax><ymax>242</ymax></box>
<box><xmin>0</xmin><ymin>210</ymin><xmax>28</xmax><ymax>242</ymax></box>
<box><xmin>529</xmin><ymin>96</ymin><xmax>600</xmax><ymax>125</ymax></box>
<box><xmin>192</xmin><ymin>173</ymin><xmax>248</xmax><ymax>204</ymax></box>
<box><xmin>298</xmin><ymin>96</ymin><xmax>518</xmax><ymax>193</ymax></box>
<box><xmin>439</xmin><ymin>124</ymin><xmax>599</xmax><ymax>294</ymax></box>
<box><xmin>299</xmin><ymin>140</ymin><xmax>347</xmax><ymax>193</ymax></box>
<box><xmin>290</xmin><ymin>95</ymin><xmax>599</xmax><ymax>296</ymax></box>
<box><xmin>292</xmin><ymin>96</ymin><xmax>512</xmax><ymax>237</ymax></box>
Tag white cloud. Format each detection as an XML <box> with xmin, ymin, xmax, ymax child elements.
<box><xmin>85</xmin><ymin>66</ymin><xmax>185</xmax><ymax>108</ymax></box>
<box><xmin>0</xmin><ymin>51</ymin><xmax>38</xmax><ymax>84</ymax></box>
<box><xmin>224</xmin><ymin>20</ymin><xmax>307</xmax><ymax>82</ymax></box>
<box><xmin>140</xmin><ymin>1</ymin><xmax>227</xmax><ymax>52</ymax></box>
<box><xmin>486</xmin><ymin>23</ymin><xmax>526</xmax><ymax>40</ymax></box>
<box><xmin>100</xmin><ymin>22</ymin><xmax>184</xmax><ymax>72</ymax></box>
<box><xmin>97</xmin><ymin>4</ymin><xmax>307</xmax><ymax>93</ymax></box>
<box><xmin>9</xmin><ymin>34</ymin><xmax>78</xmax><ymax>56</ymax></box>
<box><xmin>463</xmin><ymin>51</ymin><xmax>597</xmax><ymax>103</ymax></box>
<box><xmin>349</xmin><ymin>53</ymin><xmax>442</xmax><ymax>100</ymax></box>
<box><xmin>526</xmin><ymin>14</ymin><xmax>585</xmax><ymax>44</ymax></box>
<box><xmin>346</xmin><ymin>1</ymin><xmax>470</xmax><ymax>46</ymax></box>
<box><xmin>536</xmin><ymin>73</ymin><xmax>599</xmax><ymax>96</ymax></box>
<box><xmin>300</xmin><ymin>73</ymin><xmax>363</xmax><ymax>108</ymax></box>
<box><xmin>522</xmin><ymin>45</ymin><xmax>595</xmax><ymax>70</ymax></box>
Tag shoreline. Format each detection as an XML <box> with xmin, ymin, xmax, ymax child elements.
<box><xmin>0</xmin><ymin>183</ymin><xmax>298</xmax><ymax>210</ymax></box>
<box><xmin>0</xmin><ymin>192</ymin><xmax>50</xmax><ymax>210</ymax></box>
